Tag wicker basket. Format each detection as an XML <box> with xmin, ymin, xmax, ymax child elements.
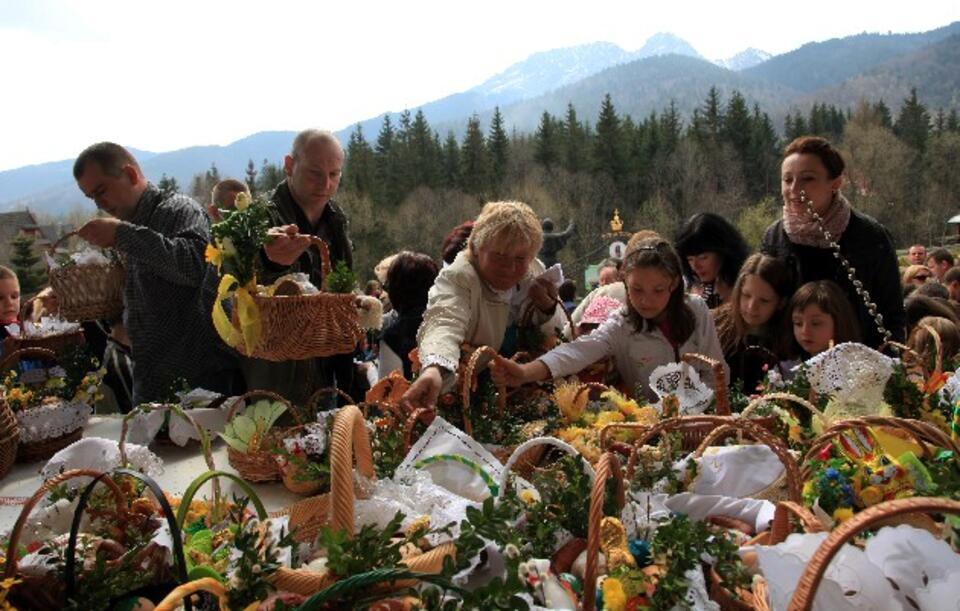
<box><xmin>0</xmin><ymin>347</ymin><xmax>90</xmax><ymax>463</ymax></box>
<box><xmin>271</xmin><ymin>404</ymin><xmax>454</xmax><ymax>596</ymax></box>
<box><xmin>3</xmin><ymin>468</ymin><xmax>126</xmax><ymax>610</ymax></box>
<box><xmin>709</xmin><ymin>501</ymin><xmax>823</xmax><ymax>611</ymax></box>
<box><xmin>0</xmin><ymin>398</ymin><xmax>18</xmax><ymax>480</ymax></box>
<box><xmin>224</xmin><ymin>390</ymin><xmax>302</xmax><ymax>483</ymax></box>
<box><xmin>47</xmin><ymin>231</ymin><xmax>125</xmax><ymax>322</ymax></box>
<box><xmin>581</xmin><ymin>451</ymin><xmax>627</xmax><ymax>611</ymax></box>
<box><xmin>232</xmin><ymin>237</ymin><xmax>363</xmax><ymax>361</ymax></box>
<box><xmin>787</xmin><ymin>497</ymin><xmax>960</xmax><ymax>611</ymax></box>
<box><xmin>5</xmin><ymin>326</ymin><xmax>85</xmax><ymax>355</ymax></box>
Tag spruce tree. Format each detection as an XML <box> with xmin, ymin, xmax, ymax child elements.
<box><xmin>9</xmin><ymin>234</ymin><xmax>45</xmax><ymax>296</ymax></box>
<box><xmin>245</xmin><ymin>159</ymin><xmax>258</xmax><ymax>195</ymax></box>
<box><xmin>157</xmin><ymin>174</ymin><xmax>179</xmax><ymax>197</ymax></box>
<box><xmin>894</xmin><ymin>88</ymin><xmax>931</xmax><ymax>151</ymax></box>
<box><xmin>343</xmin><ymin>125</ymin><xmax>377</xmax><ymax>195</ymax></box>
<box><xmin>409</xmin><ymin>110</ymin><xmax>440</xmax><ymax>188</ymax></box>
<box><xmin>460</xmin><ymin>115</ymin><xmax>491</xmax><ymax>196</ymax></box>
<box><xmin>441</xmin><ymin>131</ymin><xmax>461</xmax><ymax>189</ymax></box>
<box><xmin>874</xmin><ymin>100</ymin><xmax>893</xmax><ymax>129</ymax></box>
<box><xmin>375</xmin><ymin>115</ymin><xmax>403</xmax><ymax>205</ymax></box>
<box><xmin>593</xmin><ymin>94</ymin><xmax>626</xmax><ymax>181</ymax></box>
<box><xmin>722</xmin><ymin>90</ymin><xmax>752</xmax><ymax>159</ymax></box>
<box><xmin>533</xmin><ymin>111</ymin><xmax>560</xmax><ymax>168</ymax></box>
<box><xmin>488</xmin><ymin>107</ymin><xmax>510</xmax><ymax>191</ymax></box>
<box><xmin>256</xmin><ymin>159</ymin><xmax>285</xmax><ymax>194</ymax></box>
<box><xmin>562</xmin><ymin>103</ymin><xmax>588</xmax><ymax>173</ymax></box>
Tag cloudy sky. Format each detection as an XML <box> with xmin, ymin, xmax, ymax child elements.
<box><xmin>1</xmin><ymin>0</ymin><xmax>957</xmax><ymax>172</ymax></box>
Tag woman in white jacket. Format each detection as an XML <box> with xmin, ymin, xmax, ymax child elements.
<box><xmin>491</xmin><ymin>236</ymin><xmax>727</xmax><ymax>402</ymax></box>
<box><xmin>401</xmin><ymin>201</ymin><xmax>566</xmax><ymax>410</ymax></box>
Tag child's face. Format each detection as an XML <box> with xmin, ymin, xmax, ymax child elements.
<box><xmin>0</xmin><ymin>278</ymin><xmax>21</xmax><ymax>322</ymax></box>
<box><xmin>739</xmin><ymin>274</ymin><xmax>780</xmax><ymax>328</ymax></box>
<box><xmin>792</xmin><ymin>303</ymin><xmax>834</xmax><ymax>355</ymax></box>
<box><xmin>625</xmin><ymin>267</ymin><xmax>677</xmax><ymax>320</ymax></box>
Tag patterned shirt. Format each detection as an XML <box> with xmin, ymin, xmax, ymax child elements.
<box><xmin>115</xmin><ymin>184</ymin><xmax>236</xmax><ymax>403</ymax></box>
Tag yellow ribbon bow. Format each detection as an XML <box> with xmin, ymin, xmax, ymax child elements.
<box><xmin>212</xmin><ymin>274</ymin><xmax>262</xmax><ymax>356</ymax></box>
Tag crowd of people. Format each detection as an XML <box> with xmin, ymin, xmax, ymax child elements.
<box><xmin>1</xmin><ymin>130</ymin><xmax>956</xmax><ymax>413</ymax></box>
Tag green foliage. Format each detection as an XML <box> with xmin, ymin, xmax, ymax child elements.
<box><xmin>325</xmin><ymin>260</ymin><xmax>357</xmax><ymax>293</ymax></box>
<box><xmin>318</xmin><ymin>510</ymin><xmax>440</xmax><ymax>577</ymax></box>
<box><xmin>209</xmin><ymin>194</ymin><xmax>273</xmax><ymax>286</ymax></box>
<box><xmin>157</xmin><ymin>173</ymin><xmax>180</xmax><ymax>197</ymax></box>
<box><xmin>9</xmin><ymin>233</ymin><xmax>45</xmax><ymax>296</ymax></box>
<box><xmin>220</xmin><ymin>399</ymin><xmax>288</xmax><ymax>453</ymax></box>
<box><xmin>224</xmin><ymin>498</ymin><xmax>296</xmax><ymax>611</ymax></box>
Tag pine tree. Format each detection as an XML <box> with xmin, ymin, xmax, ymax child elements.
<box><xmin>948</xmin><ymin>109</ymin><xmax>960</xmax><ymax>133</ymax></box>
<box><xmin>343</xmin><ymin>125</ymin><xmax>377</xmax><ymax>195</ymax></box>
<box><xmin>409</xmin><ymin>110</ymin><xmax>440</xmax><ymax>189</ymax></box>
<box><xmin>9</xmin><ymin>234</ymin><xmax>45</xmax><ymax>296</ymax></box>
<box><xmin>746</xmin><ymin>104</ymin><xmax>781</xmax><ymax>200</ymax></box>
<box><xmin>894</xmin><ymin>88</ymin><xmax>931</xmax><ymax>151</ymax></box>
<box><xmin>721</xmin><ymin>90</ymin><xmax>752</xmax><ymax>159</ymax></box>
<box><xmin>562</xmin><ymin>103</ymin><xmax>588</xmax><ymax>173</ymax></box>
<box><xmin>659</xmin><ymin>101</ymin><xmax>682</xmax><ymax>155</ymax></box>
<box><xmin>245</xmin><ymin>159</ymin><xmax>258</xmax><ymax>195</ymax></box>
<box><xmin>533</xmin><ymin>111</ymin><xmax>560</xmax><ymax>168</ymax></box>
<box><xmin>488</xmin><ymin>107</ymin><xmax>510</xmax><ymax>190</ymax></box>
<box><xmin>256</xmin><ymin>159</ymin><xmax>285</xmax><ymax>194</ymax></box>
<box><xmin>374</xmin><ymin>115</ymin><xmax>403</xmax><ymax>205</ymax></box>
<box><xmin>874</xmin><ymin>100</ymin><xmax>893</xmax><ymax>129</ymax></box>
<box><xmin>460</xmin><ymin>114</ymin><xmax>491</xmax><ymax>196</ymax></box>
<box><xmin>593</xmin><ymin>94</ymin><xmax>626</xmax><ymax>181</ymax></box>
<box><xmin>691</xmin><ymin>87</ymin><xmax>724</xmax><ymax>144</ymax></box>
<box><xmin>157</xmin><ymin>174</ymin><xmax>179</xmax><ymax>197</ymax></box>
<box><xmin>441</xmin><ymin>131</ymin><xmax>461</xmax><ymax>189</ymax></box>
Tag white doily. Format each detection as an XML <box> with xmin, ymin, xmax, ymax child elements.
<box><xmin>16</xmin><ymin>399</ymin><xmax>91</xmax><ymax>443</ymax></box>
<box><xmin>41</xmin><ymin>436</ymin><xmax>163</xmax><ymax>483</ymax></box>
<box><xmin>44</xmin><ymin>247</ymin><xmax>113</xmax><ymax>269</ymax></box>
<box><xmin>914</xmin><ymin>571</ymin><xmax>960</xmax><ymax>610</ymax></box>
<box><xmin>648</xmin><ymin>362</ymin><xmax>713</xmax><ymax>415</ymax></box>
<box><xmin>804</xmin><ymin>343</ymin><xmax>895</xmax><ymax>407</ymax></box>
<box><xmin>755</xmin><ymin>531</ymin><xmax>901</xmax><ymax>611</ymax></box>
<box><xmin>123</xmin><ymin>393</ymin><xmax>233</xmax><ymax>447</ymax></box>
<box><xmin>353</xmin><ymin>468</ymin><xmax>477</xmax><ymax>547</ymax></box>
<box><xmin>863</xmin><ymin>525</ymin><xmax>960</xmax><ymax>610</ymax></box>
<box><xmin>5</xmin><ymin>317</ymin><xmax>81</xmax><ymax>338</ymax></box>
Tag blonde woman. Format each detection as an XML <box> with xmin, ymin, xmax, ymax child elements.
<box><xmin>401</xmin><ymin>201</ymin><xmax>565</xmax><ymax>410</ymax></box>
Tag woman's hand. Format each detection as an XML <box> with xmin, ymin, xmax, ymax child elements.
<box><xmin>401</xmin><ymin>366</ymin><xmax>443</xmax><ymax>411</ymax></box>
<box><xmin>489</xmin><ymin>355</ymin><xmax>549</xmax><ymax>387</ymax></box>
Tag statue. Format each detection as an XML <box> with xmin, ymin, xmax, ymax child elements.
<box><xmin>539</xmin><ymin>218</ymin><xmax>575</xmax><ymax>268</ymax></box>
<box><xmin>609</xmin><ymin>209</ymin><xmax>623</xmax><ymax>234</ymax></box>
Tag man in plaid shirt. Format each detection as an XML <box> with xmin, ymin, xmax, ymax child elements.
<box><xmin>75</xmin><ymin>142</ymin><xmax>239</xmax><ymax>404</ymax></box>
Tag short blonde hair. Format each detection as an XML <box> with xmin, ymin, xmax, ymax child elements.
<box><xmin>903</xmin><ymin>264</ymin><xmax>934</xmax><ymax>285</ymax></box>
<box><xmin>0</xmin><ymin>266</ymin><xmax>17</xmax><ymax>282</ymax></box>
<box><xmin>468</xmin><ymin>201</ymin><xmax>543</xmax><ymax>258</ymax></box>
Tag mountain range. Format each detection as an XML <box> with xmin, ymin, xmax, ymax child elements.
<box><xmin>3</xmin><ymin>23</ymin><xmax>959</xmax><ymax>217</ymax></box>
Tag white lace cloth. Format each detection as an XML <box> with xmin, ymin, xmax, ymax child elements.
<box><xmin>649</xmin><ymin>362</ymin><xmax>713</xmax><ymax>415</ymax></box>
<box><xmin>17</xmin><ymin>399</ymin><xmax>91</xmax><ymax>443</ymax></box>
<box><xmin>123</xmin><ymin>389</ymin><xmax>232</xmax><ymax>446</ymax></box>
<box><xmin>41</xmin><ymin>436</ymin><xmax>163</xmax><ymax>483</ymax></box>
<box><xmin>4</xmin><ymin>317</ymin><xmax>81</xmax><ymax>338</ymax></box>
<box><xmin>44</xmin><ymin>247</ymin><xmax>113</xmax><ymax>269</ymax></box>
<box><xmin>754</xmin><ymin>531</ymin><xmax>901</xmax><ymax>610</ymax></box>
<box><xmin>804</xmin><ymin>343</ymin><xmax>895</xmax><ymax>407</ymax></box>
<box><xmin>863</xmin><ymin>525</ymin><xmax>960</xmax><ymax>610</ymax></box>
<box><xmin>686</xmin><ymin>445</ymin><xmax>786</xmax><ymax>498</ymax></box>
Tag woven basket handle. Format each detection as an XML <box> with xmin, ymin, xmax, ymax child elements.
<box><xmin>598</xmin><ymin>421</ymin><xmax>653</xmax><ymax>454</ymax></box>
<box><xmin>460</xmin><ymin>345</ymin><xmax>506</xmax><ymax>436</ymax></box>
<box><xmin>495</xmin><ymin>436</ymin><xmax>596</xmax><ymax>504</ymax></box>
<box><xmin>682</xmin><ymin>352</ymin><xmax>729</xmax><ymax>415</ymax></box>
<box><xmin>787</xmin><ymin>497</ymin><xmax>960</xmax><ymax>611</ymax></box>
<box><xmin>45</xmin><ymin>230</ymin><xmax>81</xmax><ymax>273</ymax></box>
<box><xmin>686</xmin><ymin>416</ymin><xmax>802</xmax><ymax>503</ymax></box>
<box><xmin>225</xmin><ymin>388</ymin><xmax>302</xmax><ymax>425</ymax></box>
<box><xmin>402</xmin><ymin>407</ymin><xmax>436</xmax><ymax>453</ymax></box>
<box><xmin>306</xmin><ymin>386</ymin><xmax>357</xmax><ymax>414</ymax></box>
<box><xmin>329</xmin><ymin>404</ymin><xmax>376</xmax><ymax>535</ymax></box>
<box><xmin>767</xmin><ymin>500</ymin><xmax>824</xmax><ymax>545</ymax></box>
<box><xmin>0</xmin><ymin>346</ymin><xmax>59</xmax><ymax>373</ymax></box>
<box><xmin>741</xmin><ymin>391</ymin><xmax>824</xmax><ymax>420</ymax></box>
<box><xmin>574</xmin><ymin>382</ymin><xmax>611</xmax><ymax>405</ymax></box>
<box><xmin>154</xmin><ymin>577</ymin><xmax>227</xmax><ymax>611</ymax></box>
<box><xmin>308</xmin><ymin>236</ymin><xmax>333</xmax><ymax>292</ymax></box>
<box><xmin>582</xmin><ymin>451</ymin><xmax>626</xmax><ymax>611</ymax></box>
<box><xmin>800</xmin><ymin>416</ymin><xmax>959</xmax><ymax>478</ymax></box>
<box><xmin>624</xmin><ymin>415</ymin><xmax>729</xmax><ymax>478</ymax></box>
<box><xmin>176</xmin><ymin>469</ymin><xmax>268</xmax><ymax>529</ymax></box>
<box><xmin>3</xmin><ymin>468</ymin><xmax>125</xmax><ymax>578</ymax></box>
<box><xmin>916</xmin><ymin>321</ymin><xmax>944</xmax><ymax>378</ymax></box>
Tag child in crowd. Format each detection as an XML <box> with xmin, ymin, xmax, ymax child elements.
<box><xmin>714</xmin><ymin>253</ymin><xmax>797</xmax><ymax>393</ymax></box>
<box><xmin>490</xmin><ymin>237</ymin><xmax>726</xmax><ymax>401</ymax></box>
<box><xmin>0</xmin><ymin>266</ymin><xmax>21</xmax><ymax>356</ymax></box>
<box><xmin>789</xmin><ymin>280</ymin><xmax>860</xmax><ymax>358</ymax></box>
<box><xmin>907</xmin><ymin>315</ymin><xmax>960</xmax><ymax>370</ymax></box>
<box><xmin>573</xmin><ymin>295</ymin><xmax>623</xmax><ymax>386</ymax></box>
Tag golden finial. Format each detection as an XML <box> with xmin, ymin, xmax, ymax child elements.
<box><xmin>609</xmin><ymin>209</ymin><xmax>623</xmax><ymax>233</ymax></box>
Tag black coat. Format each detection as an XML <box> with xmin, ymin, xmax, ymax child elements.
<box><xmin>761</xmin><ymin>209</ymin><xmax>906</xmax><ymax>348</ymax></box>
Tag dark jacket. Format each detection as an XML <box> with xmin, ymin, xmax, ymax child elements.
<box><xmin>761</xmin><ymin>209</ymin><xmax>906</xmax><ymax>348</ymax></box>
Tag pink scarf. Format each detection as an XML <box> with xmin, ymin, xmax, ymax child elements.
<box><xmin>782</xmin><ymin>192</ymin><xmax>852</xmax><ymax>248</ymax></box>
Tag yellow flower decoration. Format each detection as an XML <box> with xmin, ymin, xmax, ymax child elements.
<box><xmin>519</xmin><ymin>489</ymin><xmax>539</xmax><ymax>505</ymax></box>
<box><xmin>234</xmin><ymin>191</ymin><xmax>252</xmax><ymax>211</ymax></box>
<box><xmin>595</xmin><ymin>410</ymin><xmax>625</xmax><ymax>428</ymax></box>
<box><xmin>832</xmin><ymin>507</ymin><xmax>854</xmax><ymax>523</ymax></box>
<box><xmin>205</xmin><ymin>242</ymin><xmax>224</xmax><ymax>267</ymax></box>
<box><xmin>602</xmin><ymin>577</ymin><xmax>628</xmax><ymax>611</ymax></box>
<box><xmin>553</xmin><ymin>382</ymin><xmax>589</xmax><ymax>424</ymax></box>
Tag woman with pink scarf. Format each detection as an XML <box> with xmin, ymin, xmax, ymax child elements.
<box><xmin>761</xmin><ymin>136</ymin><xmax>905</xmax><ymax>347</ymax></box>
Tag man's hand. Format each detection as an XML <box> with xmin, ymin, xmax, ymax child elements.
<box><xmin>528</xmin><ymin>276</ymin><xmax>558</xmax><ymax>313</ymax></box>
<box><xmin>77</xmin><ymin>218</ymin><xmax>122</xmax><ymax>248</ymax></box>
<box><xmin>400</xmin><ymin>366</ymin><xmax>443</xmax><ymax>412</ymax></box>
<box><xmin>263</xmin><ymin>225</ymin><xmax>312</xmax><ymax>266</ymax></box>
